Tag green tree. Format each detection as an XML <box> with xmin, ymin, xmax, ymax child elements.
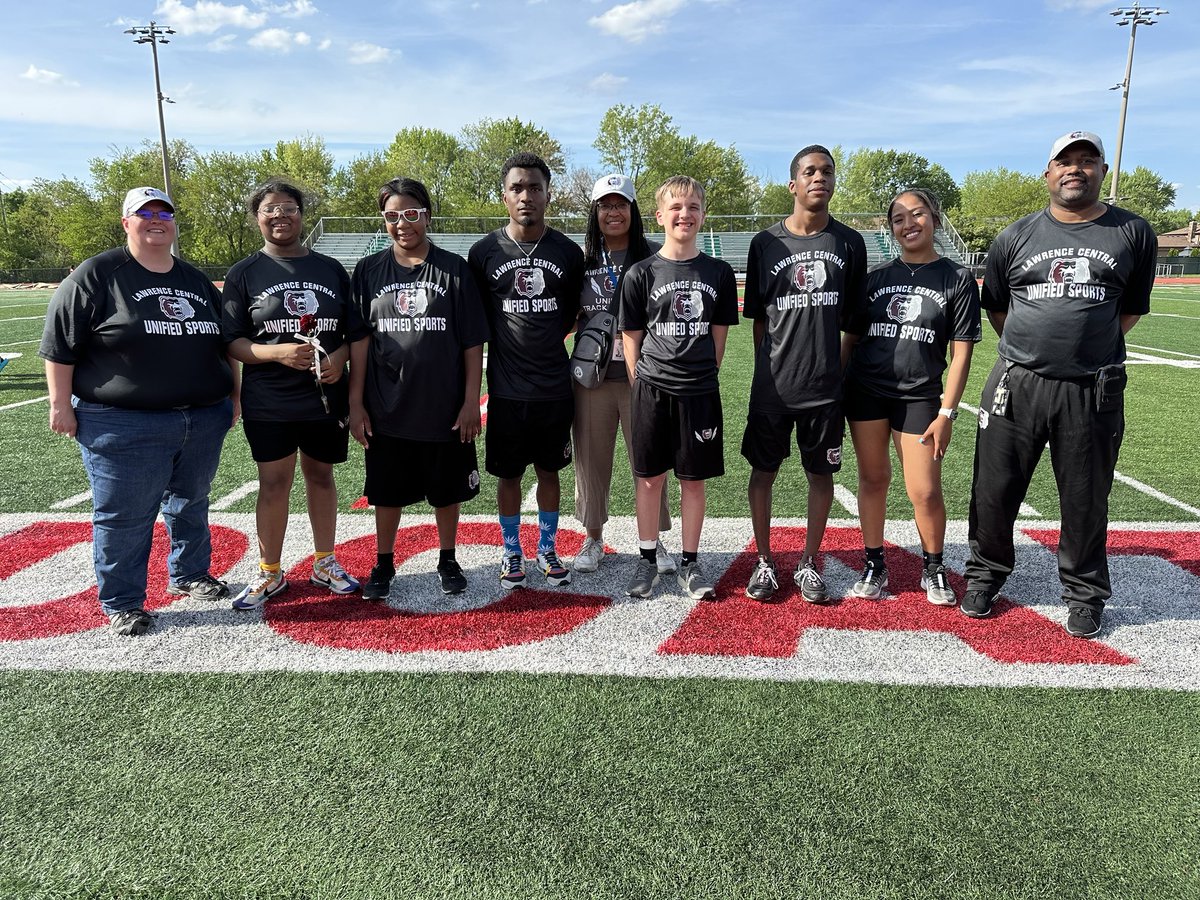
<box><xmin>258</xmin><ymin>135</ymin><xmax>335</xmax><ymax>218</ymax></box>
<box><xmin>453</xmin><ymin>117</ymin><xmax>565</xmax><ymax>212</ymax></box>
<box><xmin>952</xmin><ymin>167</ymin><xmax>1046</xmax><ymax>252</ymax></box>
<box><xmin>329</xmin><ymin>150</ymin><xmax>394</xmax><ymax>218</ymax></box>
<box><xmin>832</xmin><ymin>148</ymin><xmax>960</xmax><ymax>216</ymax></box>
<box><xmin>1102</xmin><ymin>165</ymin><xmax>1185</xmax><ymax>233</ymax></box>
<box><xmin>186</xmin><ymin>150</ymin><xmax>267</xmax><ymax>267</ymax></box>
<box><xmin>593</xmin><ymin>103</ymin><xmax>674</xmax><ymax>196</ymax></box>
<box><xmin>758</xmin><ymin>182</ymin><xmax>794</xmax><ymax>216</ymax></box>
<box><xmin>383</xmin><ymin>127</ymin><xmax>462</xmax><ymax>215</ymax></box>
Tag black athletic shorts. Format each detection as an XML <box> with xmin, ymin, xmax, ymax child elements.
<box><xmin>844</xmin><ymin>381</ymin><xmax>938</xmax><ymax>435</ymax></box>
<box><xmin>364</xmin><ymin>432</ymin><xmax>481</xmax><ymax>509</ymax></box>
<box><xmin>630</xmin><ymin>380</ymin><xmax>723</xmax><ymax>481</ymax></box>
<box><xmin>740</xmin><ymin>402</ymin><xmax>844</xmax><ymax>475</ymax></box>
<box><xmin>242</xmin><ymin>418</ymin><xmax>349</xmax><ymax>465</ymax></box>
<box><xmin>484</xmin><ymin>396</ymin><xmax>574</xmax><ymax>479</ymax></box>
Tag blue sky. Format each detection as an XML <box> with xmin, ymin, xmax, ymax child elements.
<box><xmin>3</xmin><ymin>0</ymin><xmax>1197</xmax><ymax>214</ymax></box>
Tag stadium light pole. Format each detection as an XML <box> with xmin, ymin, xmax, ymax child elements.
<box><xmin>1107</xmin><ymin>3</ymin><xmax>1167</xmax><ymax>204</ymax></box>
<box><xmin>125</xmin><ymin>21</ymin><xmax>179</xmax><ymax>255</ymax></box>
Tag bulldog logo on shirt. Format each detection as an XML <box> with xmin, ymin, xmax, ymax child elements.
<box><xmin>792</xmin><ymin>261</ymin><xmax>827</xmax><ymax>293</ymax></box>
<box><xmin>159</xmin><ymin>295</ymin><xmax>195</xmax><ymax>321</ymax></box>
<box><xmin>1050</xmin><ymin>258</ymin><xmax>1091</xmax><ymax>284</ymax></box>
<box><xmin>394</xmin><ymin>286</ymin><xmax>428</xmax><ymax>317</ymax></box>
<box><xmin>886</xmin><ymin>294</ymin><xmax>921</xmax><ymax>324</ymax></box>
<box><xmin>672</xmin><ymin>290</ymin><xmax>702</xmax><ymax>322</ymax></box>
<box><xmin>283</xmin><ymin>289</ymin><xmax>319</xmax><ymax>317</ymax></box>
<box><xmin>514</xmin><ymin>267</ymin><xmax>545</xmax><ymax>299</ymax></box>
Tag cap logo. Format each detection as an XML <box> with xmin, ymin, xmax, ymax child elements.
<box><xmin>607</xmin><ymin>176</ymin><xmax>621</xmax><ymax>186</ymax></box>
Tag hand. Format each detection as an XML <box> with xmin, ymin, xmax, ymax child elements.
<box><xmin>317</xmin><ymin>354</ymin><xmax>342</xmax><ymax>385</ymax></box>
<box><xmin>275</xmin><ymin>343</ymin><xmax>315</xmax><ymax>371</ymax></box>
<box><xmin>350</xmin><ymin>404</ymin><xmax>372</xmax><ymax>449</ymax></box>
<box><xmin>49</xmin><ymin>403</ymin><xmax>77</xmax><ymax>438</ymax></box>
<box><xmin>230</xmin><ymin>395</ymin><xmax>241</xmax><ymax>428</ymax></box>
<box><xmin>452</xmin><ymin>401</ymin><xmax>482</xmax><ymax>443</ymax></box>
<box><xmin>919</xmin><ymin>416</ymin><xmax>953</xmax><ymax>461</ymax></box>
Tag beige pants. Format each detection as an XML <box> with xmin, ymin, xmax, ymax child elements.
<box><xmin>572</xmin><ymin>379</ymin><xmax>671</xmax><ymax>533</ymax></box>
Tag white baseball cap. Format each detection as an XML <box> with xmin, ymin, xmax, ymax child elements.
<box><xmin>1048</xmin><ymin>131</ymin><xmax>1105</xmax><ymax>163</ymax></box>
<box><xmin>122</xmin><ymin>186</ymin><xmax>175</xmax><ymax>218</ymax></box>
<box><xmin>591</xmin><ymin>173</ymin><xmax>636</xmax><ymax>203</ymax></box>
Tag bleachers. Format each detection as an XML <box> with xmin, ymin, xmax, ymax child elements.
<box><xmin>312</xmin><ymin>232</ymin><xmax>379</xmax><ymax>270</ymax></box>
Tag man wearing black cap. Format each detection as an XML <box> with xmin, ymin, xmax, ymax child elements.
<box><xmin>960</xmin><ymin>131</ymin><xmax>1157</xmax><ymax>638</ymax></box>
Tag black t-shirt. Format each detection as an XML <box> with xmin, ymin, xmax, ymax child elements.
<box><xmin>468</xmin><ymin>227</ymin><xmax>584</xmax><ymax>401</ymax></box>
<box><xmin>575</xmin><ymin>241</ymin><xmax>660</xmax><ymax>383</ymax></box>
<box><xmin>39</xmin><ymin>246</ymin><xmax>233</xmax><ymax>409</ymax></box>
<box><xmin>846</xmin><ymin>257</ymin><xmax>982</xmax><ymax>399</ymax></box>
<box><xmin>983</xmin><ymin>205</ymin><xmax>1156</xmax><ymax>378</ymax></box>
<box><xmin>352</xmin><ymin>243</ymin><xmax>490</xmax><ymax>441</ymax></box>
<box><xmin>743</xmin><ymin>218</ymin><xmax>868</xmax><ymax>411</ymax></box>
<box><xmin>617</xmin><ymin>252</ymin><xmax>740</xmax><ymax>396</ymax></box>
<box><xmin>222</xmin><ymin>250</ymin><xmax>366</xmax><ymax>421</ymax></box>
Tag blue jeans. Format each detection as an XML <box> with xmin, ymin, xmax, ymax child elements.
<box><xmin>74</xmin><ymin>398</ymin><xmax>232</xmax><ymax>615</ymax></box>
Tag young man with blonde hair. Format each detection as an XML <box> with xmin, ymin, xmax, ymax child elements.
<box><xmin>618</xmin><ymin>176</ymin><xmax>739</xmax><ymax>600</ymax></box>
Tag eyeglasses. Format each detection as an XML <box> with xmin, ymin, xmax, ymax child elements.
<box><xmin>132</xmin><ymin>209</ymin><xmax>175</xmax><ymax>221</ymax></box>
<box><xmin>382</xmin><ymin>208</ymin><xmax>428</xmax><ymax>224</ymax></box>
<box><xmin>597</xmin><ymin>202</ymin><xmax>630</xmax><ymax>212</ymax></box>
<box><xmin>259</xmin><ymin>203</ymin><xmax>300</xmax><ymax>216</ymax></box>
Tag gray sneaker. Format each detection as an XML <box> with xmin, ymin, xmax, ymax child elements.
<box><xmin>626</xmin><ymin>556</ymin><xmax>660</xmax><ymax>598</ymax></box>
<box><xmin>920</xmin><ymin>565</ymin><xmax>956</xmax><ymax>606</ymax></box>
<box><xmin>851</xmin><ymin>560</ymin><xmax>888</xmax><ymax>600</ymax></box>
<box><xmin>745</xmin><ymin>558</ymin><xmax>779</xmax><ymax>602</ymax></box>
<box><xmin>109</xmin><ymin>609</ymin><xmax>153</xmax><ymax>637</ymax></box>
<box><xmin>655</xmin><ymin>539</ymin><xmax>677</xmax><ymax>574</ymax></box>
<box><xmin>677</xmin><ymin>560</ymin><xmax>717</xmax><ymax>601</ymax></box>
<box><xmin>794</xmin><ymin>558</ymin><xmax>829</xmax><ymax>604</ymax></box>
<box><xmin>166</xmin><ymin>573</ymin><xmax>230</xmax><ymax>602</ymax></box>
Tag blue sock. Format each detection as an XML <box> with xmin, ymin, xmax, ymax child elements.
<box><xmin>500</xmin><ymin>515</ymin><xmax>521</xmax><ymax>557</ymax></box>
<box><xmin>537</xmin><ymin>509</ymin><xmax>559</xmax><ymax>556</ymax></box>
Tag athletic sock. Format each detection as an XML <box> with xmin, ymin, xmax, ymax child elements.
<box><xmin>639</xmin><ymin>540</ymin><xmax>657</xmax><ymax>564</ymax></box>
<box><xmin>681</xmin><ymin>550</ymin><xmax>698</xmax><ymax>566</ymax></box>
<box><xmin>923</xmin><ymin>550</ymin><xmax>944</xmax><ymax>569</ymax></box>
<box><xmin>500</xmin><ymin>514</ymin><xmax>522</xmax><ymax>558</ymax></box>
<box><xmin>376</xmin><ymin>552</ymin><xmax>394</xmax><ymax>573</ymax></box>
<box><xmin>865</xmin><ymin>546</ymin><xmax>885</xmax><ymax>566</ymax></box>
<box><xmin>537</xmin><ymin>509</ymin><xmax>559</xmax><ymax>557</ymax></box>
<box><xmin>439</xmin><ymin>549</ymin><xmax>456</xmax><ymax>566</ymax></box>
<box><xmin>314</xmin><ymin>550</ymin><xmax>333</xmax><ymax>564</ymax></box>
<box><xmin>259</xmin><ymin>561</ymin><xmax>281</xmax><ymax>574</ymax></box>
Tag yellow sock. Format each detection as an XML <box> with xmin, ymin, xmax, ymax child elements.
<box><xmin>314</xmin><ymin>551</ymin><xmax>333</xmax><ymax>563</ymax></box>
<box><xmin>260</xmin><ymin>561</ymin><xmax>281</xmax><ymax>573</ymax></box>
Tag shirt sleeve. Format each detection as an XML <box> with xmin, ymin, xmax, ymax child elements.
<box><xmin>618</xmin><ymin>263</ymin><xmax>648</xmax><ymax>332</ymax></box>
<box><xmin>1121</xmin><ymin>218</ymin><xmax>1157</xmax><ymax>315</ymax></box>
<box><xmin>741</xmin><ymin>235</ymin><xmax>764</xmax><ymax>320</ymax></box>
<box><xmin>220</xmin><ymin>261</ymin><xmax>256</xmax><ymax>343</ymax></box>
<box><xmin>714</xmin><ymin>262</ymin><xmax>740</xmax><ymax>326</ymax></box>
<box><xmin>38</xmin><ymin>275</ymin><xmax>94</xmax><ymax>364</ymax></box>
<box><xmin>840</xmin><ymin>229</ymin><xmax>869</xmax><ymax>332</ymax></box>
<box><xmin>980</xmin><ymin>230</ymin><xmax>1012</xmax><ymax>312</ymax></box>
<box><xmin>950</xmin><ymin>266</ymin><xmax>983</xmax><ymax>343</ymax></box>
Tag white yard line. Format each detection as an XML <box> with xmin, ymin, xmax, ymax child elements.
<box><xmin>521</xmin><ymin>484</ymin><xmax>538</xmax><ymax>513</ymax></box>
<box><xmin>1126</xmin><ymin>343</ymin><xmax>1200</xmax><ymax>360</ymax></box>
<box><xmin>211</xmin><ymin>480</ymin><xmax>259</xmax><ymax>511</ymax></box>
<box><xmin>1146</xmin><ymin>313</ymin><xmax>1200</xmax><ymax>321</ymax></box>
<box><xmin>2</xmin><ymin>316</ymin><xmax>47</xmax><ymax>322</ymax></box>
<box><xmin>0</xmin><ymin>396</ymin><xmax>47</xmax><ymax>412</ymax></box>
<box><xmin>1113</xmin><ymin>472</ymin><xmax>1200</xmax><ymax>519</ymax></box>
<box><xmin>1019</xmin><ymin>503</ymin><xmax>1042</xmax><ymax>517</ymax></box>
<box><xmin>832</xmin><ymin>483</ymin><xmax>859</xmax><ymax>516</ymax></box>
<box><xmin>50</xmin><ymin>490</ymin><xmax>92</xmax><ymax>510</ymax></box>
<box><xmin>1</xmin><ymin>339</ymin><xmax>42</xmax><ymax>347</ymax></box>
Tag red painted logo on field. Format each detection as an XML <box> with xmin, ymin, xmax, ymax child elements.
<box><xmin>0</xmin><ymin>521</ymin><xmax>247</xmax><ymax>640</ymax></box>
<box><xmin>659</xmin><ymin>527</ymin><xmax>1136</xmax><ymax>665</ymax></box>
<box><xmin>264</xmin><ymin>522</ymin><xmax>610</xmax><ymax>652</ymax></box>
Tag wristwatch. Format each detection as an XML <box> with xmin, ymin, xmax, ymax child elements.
<box><xmin>938</xmin><ymin>407</ymin><xmax>959</xmax><ymax>421</ymax></box>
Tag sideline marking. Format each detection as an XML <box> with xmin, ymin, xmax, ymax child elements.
<box><xmin>1127</xmin><ymin>343</ymin><xmax>1200</xmax><ymax>360</ymax></box>
<box><xmin>521</xmin><ymin>484</ymin><xmax>538</xmax><ymax>512</ymax></box>
<box><xmin>211</xmin><ymin>480</ymin><xmax>259</xmax><ymax>511</ymax></box>
<box><xmin>833</xmin><ymin>484</ymin><xmax>858</xmax><ymax>516</ymax></box>
<box><xmin>50</xmin><ymin>491</ymin><xmax>91</xmax><ymax>510</ymax></box>
<box><xmin>0</xmin><ymin>396</ymin><xmax>47</xmax><ymax>412</ymax></box>
<box><xmin>1113</xmin><ymin>472</ymin><xmax>1200</xmax><ymax>519</ymax></box>
<box><xmin>3</xmin><ymin>316</ymin><xmax>48</xmax><ymax>322</ymax></box>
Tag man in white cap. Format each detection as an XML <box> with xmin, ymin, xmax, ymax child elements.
<box><xmin>960</xmin><ymin>132</ymin><xmax>1157</xmax><ymax>638</ymax></box>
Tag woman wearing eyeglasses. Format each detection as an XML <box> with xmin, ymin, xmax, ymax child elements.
<box><xmin>40</xmin><ymin>187</ymin><xmax>237</xmax><ymax>636</ymax></box>
<box><xmin>570</xmin><ymin>174</ymin><xmax>673</xmax><ymax>575</ymax></box>
<box><xmin>222</xmin><ymin>179</ymin><xmax>369</xmax><ymax>610</ymax></box>
<box><xmin>348</xmin><ymin>178</ymin><xmax>489</xmax><ymax>599</ymax></box>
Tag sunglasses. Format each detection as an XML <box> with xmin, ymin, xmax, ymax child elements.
<box><xmin>382</xmin><ymin>208</ymin><xmax>428</xmax><ymax>224</ymax></box>
<box><xmin>132</xmin><ymin>209</ymin><xmax>175</xmax><ymax>221</ymax></box>
<box><xmin>259</xmin><ymin>203</ymin><xmax>300</xmax><ymax>216</ymax></box>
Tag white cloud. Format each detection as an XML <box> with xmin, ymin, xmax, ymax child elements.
<box><xmin>247</xmin><ymin>28</ymin><xmax>312</xmax><ymax>50</ymax></box>
<box><xmin>153</xmin><ymin>0</ymin><xmax>268</xmax><ymax>36</ymax></box>
<box><xmin>206</xmin><ymin>34</ymin><xmax>237</xmax><ymax>52</ymax></box>
<box><xmin>347</xmin><ymin>41</ymin><xmax>393</xmax><ymax>64</ymax></box>
<box><xmin>258</xmin><ymin>0</ymin><xmax>318</xmax><ymax>17</ymax></box>
<box><xmin>588</xmin><ymin>72</ymin><xmax>628</xmax><ymax>92</ymax></box>
<box><xmin>589</xmin><ymin>0</ymin><xmax>686</xmax><ymax>43</ymax></box>
<box><xmin>317</xmin><ymin>38</ymin><xmax>332</xmax><ymax>50</ymax></box>
<box><xmin>20</xmin><ymin>65</ymin><xmax>78</xmax><ymax>87</ymax></box>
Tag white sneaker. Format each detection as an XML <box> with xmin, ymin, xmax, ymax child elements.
<box><xmin>574</xmin><ymin>537</ymin><xmax>604</xmax><ymax>573</ymax></box>
<box><xmin>233</xmin><ymin>569</ymin><xmax>288</xmax><ymax>610</ymax></box>
<box><xmin>310</xmin><ymin>555</ymin><xmax>360</xmax><ymax>594</ymax></box>
<box><xmin>655</xmin><ymin>538</ymin><xmax>677</xmax><ymax>574</ymax></box>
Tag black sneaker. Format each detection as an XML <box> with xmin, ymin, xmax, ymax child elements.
<box><xmin>1066</xmin><ymin>606</ymin><xmax>1103</xmax><ymax>639</ymax></box>
<box><xmin>362</xmin><ymin>564</ymin><xmax>395</xmax><ymax>601</ymax></box>
<box><xmin>960</xmin><ymin>589</ymin><xmax>996</xmax><ymax>619</ymax></box>
<box><xmin>745</xmin><ymin>558</ymin><xmax>780</xmax><ymax>602</ymax></box>
<box><xmin>109</xmin><ymin>609</ymin><xmax>153</xmax><ymax>636</ymax></box>
<box><xmin>437</xmin><ymin>559</ymin><xmax>467</xmax><ymax>595</ymax></box>
<box><xmin>166</xmin><ymin>573</ymin><xmax>230</xmax><ymax>602</ymax></box>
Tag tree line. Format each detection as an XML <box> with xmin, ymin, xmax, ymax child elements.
<box><xmin>0</xmin><ymin>103</ymin><xmax>1191</xmax><ymax>271</ymax></box>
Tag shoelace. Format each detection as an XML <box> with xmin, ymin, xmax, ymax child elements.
<box><xmin>927</xmin><ymin>568</ymin><xmax>949</xmax><ymax>590</ymax></box>
<box><xmin>319</xmin><ymin>558</ymin><xmax>350</xmax><ymax>580</ymax></box>
<box><xmin>503</xmin><ymin>556</ymin><xmax>524</xmax><ymax>576</ymax></box>
<box><xmin>862</xmin><ymin>563</ymin><xmax>885</xmax><ymax>586</ymax></box>
<box><xmin>754</xmin><ymin>563</ymin><xmax>778</xmax><ymax>589</ymax></box>
<box><xmin>541</xmin><ymin>552</ymin><xmax>565</xmax><ymax>573</ymax></box>
<box><xmin>800</xmin><ymin>565</ymin><xmax>823</xmax><ymax>586</ymax></box>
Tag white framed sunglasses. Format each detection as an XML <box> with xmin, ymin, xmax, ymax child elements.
<box><xmin>382</xmin><ymin>208</ymin><xmax>428</xmax><ymax>224</ymax></box>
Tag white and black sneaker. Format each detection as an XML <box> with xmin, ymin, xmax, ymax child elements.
<box><xmin>920</xmin><ymin>564</ymin><xmax>956</xmax><ymax>606</ymax></box>
<box><xmin>851</xmin><ymin>560</ymin><xmax>888</xmax><ymax>600</ymax></box>
<box><xmin>745</xmin><ymin>558</ymin><xmax>779</xmax><ymax>602</ymax></box>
